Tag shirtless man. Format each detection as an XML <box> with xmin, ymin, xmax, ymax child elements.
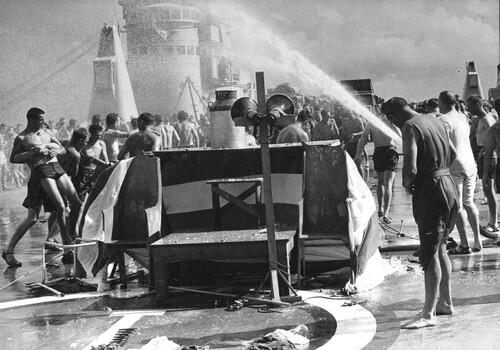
<box><xmin>312</xmin><ymin>109</ymin><xmax>339</xmax><ymax>141</ymax></box>
<box><xmin>276</xmin><ymin>111</ymin><xmax>310</xmax><ymax>144</ymax></box>
<box><xmin>439</xmin><ymin>91</ymin><xmax>482</xmax><ymax>253</ymax></box>
<box><xmin>482</xmin><ymin>97</ymin><xmax>500</xmax><ymax>245</ymax></box>
<box><xmin>73</xmin><ymin>124</ymin><xmax>109</xmax><ymax>200</ymax></box>
<box><xmin>341</xmin><ymin>111</ymin><xmax>366</xmax><ymax>176</ymax></box>
<box><xmin>46</xmin><ymin>127</ymin><xmax>89</xmax><ymax>246</ymax></box>
<box><xmin>354</xmin><ymin>114</ymin><xmax>401</xmax><ymax>223</ymax></box>
<box><xmin>152</xmin><ymin>114</ymin><xmax>168</xmax><ymax>149</ymax></box>
<box><xmin>164</xmin><ymin>114</ymin><xmax>180</xmax><ymax>148</ymax></box>
<box><xmin>468</xmin><ymin>95</ymin><xmax>498</xmax><ymax>233</ymax></box>
<box><xmin>174</xmin><ymin>110</ymin><xmax>199</xmax><ymax>148</ymax></box>
<box><xmin>102</xmin><ymin>113</ymin><xmax>130</xmax><ymax>162</ymax></box>
<box><xmin>117</xmin><ymin>112</ymin><xmax>161</xmax><ymax>160</ymax></box>
<box><xmin>2</xmin><ymin>108</ymin><xmax>82</xmax><ymax>267</ymax></box>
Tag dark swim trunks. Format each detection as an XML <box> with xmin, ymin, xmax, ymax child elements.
<box><xmin>22</xmin><ymin>162</ymin><xmax>66</xmax><ymax>212</ymax></box>
<box><xmin>372</xmin><ymin>145</ymin><xmax>399</xmax><ymax>172</ymax></box>
<box><xmin>72</xmin><ymin>168</ymin><xmax>96</xmax><ymax>199</ymax></box>
<box><xmin>477</xmin><ymin>152</ymin><xmax>497</xmax><ymax>180</ymax></box>
<box><xmin>412</xmin><ymin>169</ymin><xmax>458</xmax><ymax>270</ymax></box>
<box><xmin>345</xmin><ymin>140</ymin><xmax>359</xmax><ymax>159</ymax></box>
<box><xmin>34</xmin><ymin>162</ymin><xmax>66</xmax><ymax>179</ymax></box>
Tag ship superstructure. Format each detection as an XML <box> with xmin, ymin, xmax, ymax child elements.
<box><xmin>117</xmin><ymin>0</ymin><xmax>243</xmax><ymax>118</ymax></box>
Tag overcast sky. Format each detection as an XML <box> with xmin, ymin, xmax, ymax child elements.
<box><xmin>0</xmin><ymin>0</ymin><xmax>498</xmax><ymax>125</ymax></box>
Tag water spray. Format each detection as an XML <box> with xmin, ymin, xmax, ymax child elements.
<box><xmin>208</xmin><ymin>1</ymin><xmax>402</xmax><ymax>144</ymax></box>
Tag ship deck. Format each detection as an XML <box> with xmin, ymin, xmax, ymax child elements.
<box><xmin>0</xmin><ymin>148</ymin><xmax>499</xmax><ymax>349</ymax></box>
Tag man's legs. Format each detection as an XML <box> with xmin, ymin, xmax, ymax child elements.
<box><xmin>55</xmin><ymin>174</ymin><xmax>82</xmax><ymax>239</ymax></box>
<box><xmin>40</xmin><ymin>178</ymin><xmax>72</xmax><ymax>246</ymax></box>
<box><xmin>436</xmin><ymin>241</ymin><xmax>454</xmax><ymax>314</ymax></box>
<box><xmin>2</xmin><ymin>207</ymin><xmax>41</xmax><ymax>266</ymax></box>
<box><xmin>463</xmin><ymin>174</ymin><xmax>482</xmax><ymax>251</ymax></box>
<box><xmin>482</xmin><ymin>177</ymin><xmax>498</xmax><ymax>228</ymax></box>
<box><xmin>376</xmin><ymin>171</ymin><xmax>384</xmax><ymax>216</ymax></box>
<box><xmin>383</xmin><ymin>170</ymin><xmax>396</xmax><ymax>219</ymax></box>
<box><xmin>453</xmin><ymin>180</ymin><xmax>470</xmax><ymax>250</ymax></box>
<box><xmin>402</xmin><ymin>248</ymin><xmax>440</xmax><ymax>329</ymax></box>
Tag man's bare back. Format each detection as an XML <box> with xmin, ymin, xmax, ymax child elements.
<box><xmin>174</xmin><ymin>121</ymin><xmax>198</xmax><ymax>147</ymax></box>
<box><xmin>117</xmin><ymin>130</ymin><xmax>160</xmax><ymax>159</ymax></box>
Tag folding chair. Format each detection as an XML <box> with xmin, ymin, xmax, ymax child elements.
<box><xmin>26</xmin><ymin>238</ymin><xmax>97</xmax><ymax>296</ymax></box>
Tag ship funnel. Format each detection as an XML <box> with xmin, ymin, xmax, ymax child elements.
<box><xmin>463</xmin><ymin>61</ymin><xmax>484</xmax><ymax>100</ymax></box>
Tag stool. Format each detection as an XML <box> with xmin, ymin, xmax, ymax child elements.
<box><xmin>26</xmin><ymin>238</ymin><xmax>97</xmax><ymax>296</ymax></box>
<box><xmin>206</xmin><ymin>177</ymin><xmax>263</xmax><ymax>230</ymax></box>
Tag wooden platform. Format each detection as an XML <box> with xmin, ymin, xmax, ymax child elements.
<box><xmin>150</xmin><ymin>229</ymin><xmax>296</xmax><ymax>305</ymax></box>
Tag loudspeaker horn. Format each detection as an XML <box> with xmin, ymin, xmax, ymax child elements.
<box><xmin>230</xmin><ymin>97</ymin><xmax>261</xmax><ymax>127</ymax></box>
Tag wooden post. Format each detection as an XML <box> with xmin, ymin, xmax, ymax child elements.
<box><xmin>255</xmin><ymin>72</ymin><xmax>281</xmax><ymax>301</ymax></box>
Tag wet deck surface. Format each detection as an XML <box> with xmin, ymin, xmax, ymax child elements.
<box><xmin>1</xmin><ymin>153</ymin><xmax>500</xmax><ymax>349</ymax></box>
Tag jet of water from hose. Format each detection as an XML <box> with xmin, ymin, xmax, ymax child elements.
<box><xmin>209</xmin><ymin>1</ymin><xmax>402</xmax><ymax>144</ymax></box>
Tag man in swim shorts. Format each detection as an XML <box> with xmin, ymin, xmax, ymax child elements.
<box><xmin>382</xmin><ymin>97</ymin><xmax>458</xmax><ymax>329</ymax></box>
<box><xmin>2</xmin><ymin>107</ymin><xmax>82</xmax><ymax>267</ymax></box>
<box><xmin>354</xmin><ymin>115</ymin><xmax>401</xmax><ymax>223</ymax></box>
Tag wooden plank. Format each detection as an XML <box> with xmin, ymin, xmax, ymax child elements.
<box><xmin>256</xmin><ymin>71</ymin><xmax>281</xmax><ymax>301</ymax></box>
<box><xmin>211</xmin><ymin>186</ymin><xmax>258</xmax><ymax>217</ymax></box>
<box><xmin>219</xmin><ymin>182</ymin><xmax>261</xmax><ymax>215</ymax></box>
<box><xmin>206</xmin><ymin>177</ymin><xmax>263</xmax><ymax>184</ymax></box>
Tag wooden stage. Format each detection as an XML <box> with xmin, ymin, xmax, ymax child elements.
<box><xmin>150</xmin><ymin>229</ymin><xmax>296</xmax><ymax>305</ymax></box>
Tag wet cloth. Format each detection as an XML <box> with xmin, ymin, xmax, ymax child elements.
<box><xmin>373</xmin><ymin>145</ymin><xmax>398</xmax><ymax>172</ymax></box>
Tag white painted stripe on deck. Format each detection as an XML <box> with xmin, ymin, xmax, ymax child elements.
<box><xmin>0</xmin><ymin>291</ymin><xmax>114</xmax><ymax>311</ymax></box>
<box><xmin>299</xmin><ymin>290</ymin><xmax>377</xmax><ymax>350</ymax></box>
<box><xmin>110</xmin><ymin>309</ymin><xmax>166</xmax><ymax>316</ymax></box>
<box><xmin>82</xmin><ymin>314</ymin><xmax>142</xmax><ymax>350</ymax></box>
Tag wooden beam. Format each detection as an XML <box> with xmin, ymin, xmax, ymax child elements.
<box><xmin>256</xmin><ymin>71</ymin><xmax>281</xmax><ymax>302</ymax></box>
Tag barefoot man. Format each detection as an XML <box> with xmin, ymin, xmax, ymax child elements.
<box><xmin>354</xmin><ymin>114</ymin><xmax>401</xmax><ymax>224</ymax></box>
<box><xmin>2</xmin><ymin>108</ymin><xmax>82</xmax><ymax>267</ymax></box>
<box><xmin>382</xmin><ymin>98</ymin><xmax>458</xmax><ymax>329</ymax></box>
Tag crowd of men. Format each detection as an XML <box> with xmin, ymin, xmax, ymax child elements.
<box><xmin>0</xmin><ymin>109</ymin><xmax>211</xmax><ymax>268</ymax></box>
<box><xmin>3</xmin><ymin>92</ymin><xmax>500</xmax><ymax>330</ymax></box>
<box><xmin>267</xmin><ymin>91</ymin><xmax>500</xmax><ymax>330</ymax></box>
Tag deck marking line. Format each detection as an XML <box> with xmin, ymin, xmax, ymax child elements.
<box><xmin>0</xmin><ymin>291</ymin><xmax>114</xmax><ymax>311</ymax></box>
<box><xmin>299</xmin><ymin>290</ymin><xmax>377</xmax><ymax>350</ymax></box>
<box><xmin>110</xmin><ymin>309</ymin><xmax>167</xmax><ymax>316</ymax></box>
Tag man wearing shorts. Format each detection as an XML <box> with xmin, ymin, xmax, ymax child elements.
<box><xmin>468</xmin><ymin>95</ymin><xmax>498</xmax><ymax>233</ymax></box>
<box><xmin>383</xmin><ymin>97</ymin><xmax>458</xmax><ymax>329</ymax></box>
<box><xmin>2</xmin><ymin>107</ymin><xmax>82</xmax><ymax>267</ymax></box>
<box><xmin>482</xmin><ymin>97</ymin><xmax>500</xmax><ymax>245</ymax></box>
<box><xmin>354</xmin><ymin>115</ymin><xmax>401</xmax><ymax>223</ymax></box>
<box><xmin>439</xmin><ymin>91</ymin><xmax>482</xmax><ymax>253</ymax></box>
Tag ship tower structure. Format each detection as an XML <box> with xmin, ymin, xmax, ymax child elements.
<box><xmin>88</xmin><ymin>25</ymin><xmax>139</xmax><ymax>121</ymax></box>
<box><xmin>118</xmin><ymin>0</ymin><xmax>242</xmax><ymax>119</ymax></box>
